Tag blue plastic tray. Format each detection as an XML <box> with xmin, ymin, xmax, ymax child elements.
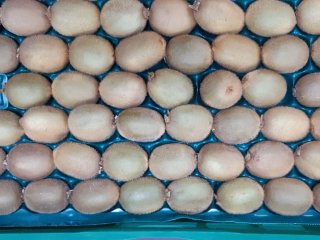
<box><xmin>0</xmin><ymin>0</ymin><xmax>319</xmax><ymax>227</ymax></box>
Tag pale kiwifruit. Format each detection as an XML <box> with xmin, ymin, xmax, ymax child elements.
<box><xmin>294</xmin><ymin>73</ymin><xmax>320</xmax><ymax>107</ymax></box>
<box><xmin>4</xmin><ymin>73</ymin><xmax>51</xmax><ymax>109</ymax></box>
<box><xmin>0</xmin><ymin>148</ymin><xmax>5</xmax><ymax>175</ymax></box>
<box><xmin>53</xmin><ymin>142</ymin><xmax>100</xmax><ymax>180</ymax></box>
<box><xmin>7</xmin><ymin>143</ymin><xmax>54</xmax><ymax>181</ymax></box>
<box><xmin>0</xmin><ymin>180</ymin><xmax>22</xmax><ymax>215</ymax></box>
<box><xmin>149</xmin><ymin>143</ymin><xmax>197</xmax><ymax>181</ymax></box>
<box><xmin>311</xmin><ymin>108</ymin><xmax>320</xmax><ymax>140</ymax></box>
<box><xmin>102</xmin><ymin>142</ymin><xmax>148</xmax><ymax>181</ymax></box>
<box><xmin>0</xmin><ymin>110</ymin><xmax>24</xmax><ymax>147</ymax></box>
<box><xmin>0</xmin><ymin>35</ymin><xmax>18</xmax><ymax>73</ymax></box>
<box><xmin>20</xmin><ymin>106</ymin><xmax>69</xmax><ymax>143</ymax></box>
<box><xmin>296</xmin><ymin>0</ymin><xmax>320</xmax><ymax>35</ymax></box>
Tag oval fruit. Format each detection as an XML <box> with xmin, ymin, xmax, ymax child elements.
<box><xmin>0</xmin><ymin>110</ymin><xmax>24</xmax><ymax>147</ymax></box>
<box><xmin>102</xmin><ymin>142</ymin><xmax>148</xmax><ymax>181</ymax></box>
<box><xmin>115</xmin><ymin>31</ymin><xmax>166</xmax><ymax>72</ymax></box>
<box><xmin>148</xmin><ymin>68</ymin><xmax>194</xmax><ymax>109</ymax></box>
<box><xmin>261</xmin><ymin>107</ymin><xmax>310</xmax><ymax>142</ymax></box>
<box><xmin>69</xmin><ymin>35</ymin><xmax>114</xmax><ymax>75</ymax></box>
<box><xmin>296</xmin><ymin>0</ymin><xmax>320</xmax><ymax>35</ymax></box>
<box><xmin>19</xmin><ymin>35</ymin><xmax>68</xmax><ymax>73</ymax></box>
<box><xmin>198</xmin><ymin>143</ymin><xmax>244</xmax><ymax>181</ymax></box>
<box><xmin>52</xmin><ymin>71</ymin><xmax>99</xmax><ymax>109</ymax></box>
<box><xmin>50</xmin><ymin>0</ymin><xmax>100</xmax><ymax>37</ymax></box>
<box><xmin>166</xmin><ymin>34</ymin><xmax>213</xmax><ymax>75</ymax></box>
<box><xmin>0</xmin><ymin>148</ymin><xmax>5</xmax><ymax>175</ymax></box>
<box><xmin>166</xmin><ymin>176</ymin><xmax>214</xmax><ymax>215</ymax></box>
<box><xmin>242</xmin><ymin>69</ymin><xmax>287</xmax><ymax>108</ymax></box>
<box><xmin>262</xmin><ymin>35</ymin><xmax>309</xmax><ymax>74</ymax></box>
<box><xmin>53</xmin><ymin>142</ymin><xmax>100</xmax><ymax>180</ymax></box>
<box><xmin>245</xmin><ymin>0</ymin><xmax>296</xmax><ymax>37</ymax></box>
<box><xmin>4</xmin><ymin>73</ymin><xmax>51</xmax><ymax>109</ymax></box>
<box><xmin>200</xmin><ymin>70</ymin><xmax>242</xmax><ymax>109</ymax></box>
<box><xmin>99</xmin><ymin>72</ymin><xmax>147</xmax><ymax>109</ymax></box>
<box><xmin>149</xmin><ymin>0</ymin><xmax>196</xmax><ymax>37</ymax></box>
<box><xmin>217</xmin><ymin>177</ymin><xmax>264</xmax><ymax>214</ymax></box>
<box><xmin>116</xmin><ymin>107</ymin><xmax>165</xmax><ymax>142</ymax></box>
<box><xmin>119</xmin><ymin>177</ymin><xmax>165</xmax><ymax>214</ymax></box>
<box><xmin>149</xmin><ymin>143</ymin><xmax>197</xmax><ymax>180</ymax></box>
<box><xmin>100</xmin><ymin>0</ymin><xmax>148</xmax><ymax>38</ymax></box>
<box><xmin>0</xmin><ymin>180</ymin><xmax>22</xmax><ymax>215</ymax></box>
<box><xmin>0</xmin><ymin>0</ymin><xmax>50</xmax><ymax>36</ymax></box>
<box><xmin>0</xmin><ymin>35</ymin><xmax>18</xmax><ymax>73</ymax></box>
<box><xmin>165</xmin><ymin>104</ymin><xmax>213</xmax><ymax>142</ymax></box>
<box><xmin>20</xmin><ymin>106</ymin><xmax>69</xmax><ymax>143</ymax></box>
<box><xmin>212</xmin><ymin>34</ymin><xmax>260</xmax><ymax>73</ymax></box>
<box><xmin>68</xmin><ymin>104</ymin><xmax>115</xmax><ymax>142</ymax></box>
<box><xmin>70</xmin><ymin>179</ymin><xmax>119</xmax><ymax>214</ymax></box>
<box><xmin>312</xmin><ymin>38</ymin><xmax>320</xmax><ymax>68</ymax></box>
<box><xmin>245</xmin><ymin>141</ymin><xmax>294</xmax><ymax>179</ymax></box>
<box><xmin>213</xmin><ymin>106</ymin><xmax>261</xmax><ymax>145</ymax></box>
<box><xmin>264</xmin><ymin>178</ymin><xmax>313</xmax><ymax>216</ymax></box>
<box><xmin>7</xmin><ymin>143</ymin><xmax>54</xmax><ymax>181</ymax></box>
<box><xmin>295</xmin><ymin>73</ymin><xmax>320</xmax><ymax>107</ymax></box>
<box><xmin>295</xmin><ymin>141</ymin><xmax>320</xmax><ymax>180</ymax></box>
<box><xmin>193</xmin><ymin>0</ymin><xmax>244</xmax><ymax>34</ymax></box>
<box><xmin>24</xmin><ymin>179</ymin><xmax>69</xmax><ymax>214</ymax></box>
<box><xmin>311</xmin><ymin>109</ymin><xmax>320</xmax><ymax>140</ymax></box>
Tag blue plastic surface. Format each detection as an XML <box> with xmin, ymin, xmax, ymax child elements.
<box><xmin>0</xmin><ymin>0</ymin><xmax>319</xmax><ymax>227</ymax></box>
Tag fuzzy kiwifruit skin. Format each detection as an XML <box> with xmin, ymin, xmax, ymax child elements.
<box><xmin>200</xmin><ymin>70</ymin><xmax>242</xmax><ymax>109</ymax></box>
<box><xmin>193</xmin><ymin>0</ymin><xmax>244</xmax><ymax>35</ymax></box>
<box><xmin>24</xmin><ymin>179</ymin><xmax>69</xmax><ymax>214</ymax></box>
<box><xmin>68</xmin><ymin>104</ymin><xmax>115</xmax><ymax>142</ymax></box>
<box><xmin>242</xmin><ymin>69</ymin><xmax>287</xmax><ymax>108</ymax></box>
<box><xmin>295</xmin><ymin>141</ymin><xmax>320</xmax><ymax>180</ymax></box>
<box><xmin>52</xmin><ymin>71</ymin><xmax>99</xmax><ymax>109</ymax></box>
<box><xmin>100</xmin><ymin>0</ymin><xmax>148</xmax><ymax>38</ymax></box>
<box><xmin>149</xmin><ymin>143</ymin><xmax>197</xmax><ymax>181</ymax></box>
<box><xmin>165</xmin><ymin>104</ymin><xmax>213</xmax><ymax>143</ymax></box>
<box><xmin>116</xmin><ymin>107</ymin><xmax>165</xmax><ymax>142</ymax></box>
<box><xmin>213</xmin><ymin>106</ymin><xmax>261</xmax><ymax>145</ymax></box>
<box><xmin>19</xmin><ymin>35</ymin><xmax>68</xmax><ymax>73</ymax></box>
<box><xmin>198</xmin><ymin>143</ymin><xmax>244</xmax><ymax>181</ymax></box>
<box><xmin>70</xmin><ymin>179</ymin><xmax>119</xmax><ymax>214</ymax></box>
<box><xmin>295</xmin><ymin>73</ymin><xmax>320</xmax><ymax>107</ymax></box>
<box><xmin>262</xmin><ymin>35</ymin><xmax>309</xmax><ymax>74</ymax></box>
<box><xmin>0</xmin><ymin>180</ymin><xmax>22</xmax><ymax>215</ymax></box>
<box><xmin>245</xmin><ymin>141</ymin><xmax>294</xmax><ymax>179</ymax></box>
<box><xmin>0</xmin><ymin>0</ymin><xmax>50</xmax><ymax>36</ymax></box>
<box><xmin>115</xmin><ymin>31</ymin><xmax>166</xmax><ymax>73</ymax></box>
<box><xmin>20</xmin><ymin>106</ymin><xmax>69</xmax><ymax>144</ymax></box>
<box><xmin>147</xmin><ymin>69</ymin><xmax>194</xmax><ymax>109</ymax></box>
<box><xmin>69</xmin><ymin>35</ymin><xmax>114</xmax><ymax>75</ymax></box>
<box><xmin>261</xmin><ymin>107</ymin><xmax>310</xmax><ymax>142</ymax></box>
<box><xmin>7</xmin><ymin>143</ymin><xmax>54</xmax><ymax>181</ymax></box>
<box><xmin>53</xmin><ymin>142</ymin><xmax>100</xmax><ymax>180</ymax></box>
<box><xmin>50</xmin><ymin>0</ymin><xmax>100</xmax><ymax>37</ymax></box>
<box><xmin>245</xmin><ymin>0</ymin><xmax>296</xmax><ymax>37</ymax></box>
<box><xmin>312</xmin><ymin>38</ymin><xmax>320</xmax><ymax>68</ymax></box>
<box><xmin>99</xmin><ymin>72</ymin><xmax>147</xmax><ymax>109</ymax></box>
<box><xmin>0</xmin><ymin>110</ymin><xmax>24</xmax><ymax>147</ymax></box>
<box><xmin>119</xmin><ymin>177</ymin><xmax>165</xmax><ymax>214</ymax></box>
<box><xmin>217</xmin><ymin>177</ymin><xmax>264</xmax><ymax>214</ymax></box>
<box><xmin>296</xmin><ymin>0</ymin><xmax>320</xmax><ymax>35</ymax></box>
<box><xmin>102</xmin><ymin>142</ymin><xmax>148</xmax><ymax>181</ymax></box>
<box><xmin>166</xmin><ymin>35</ymin><xmax>213</xmax><ymax>75</ymax></box>
<box><xmin>264</xmin><ymin>178</ymin><xmax>313</xmax><ymax>216</ymax></box>
<box><xmin>313</xmin><ymin>183</ymin><xmax>320</xmax><ymax>212</ymax></box>
<box><xmin>4</xmin><ymin>73</ymin><xmax>51</xmax><ymax>109</ymax></box>
<box><xmin>0</xmin><ymin>149</ymin><xmax>5</xmax><ymax>176</ymax></box>
<box><xmin>311</xmin><ymin>109</ymin><xmax>320</xmax><ymax>140</ymax></box>
<box><xmin>0</xmin><ymin>35</ymin><xmax>18</xmax><ymax>73</ymax></box>
<box><xmin>166</xmin><ymin>176</ymin><xmax>214</xmax><ymax>215</ymax></box>
<box><xmin>149</xmin><ymin>0</ymin><xmax>196</xmax><ymax>37</ymax></box>
<box><xmin>212</xmin><ymin>34</ymin><xmax>260</xmax><ymax>73</ymax></box>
